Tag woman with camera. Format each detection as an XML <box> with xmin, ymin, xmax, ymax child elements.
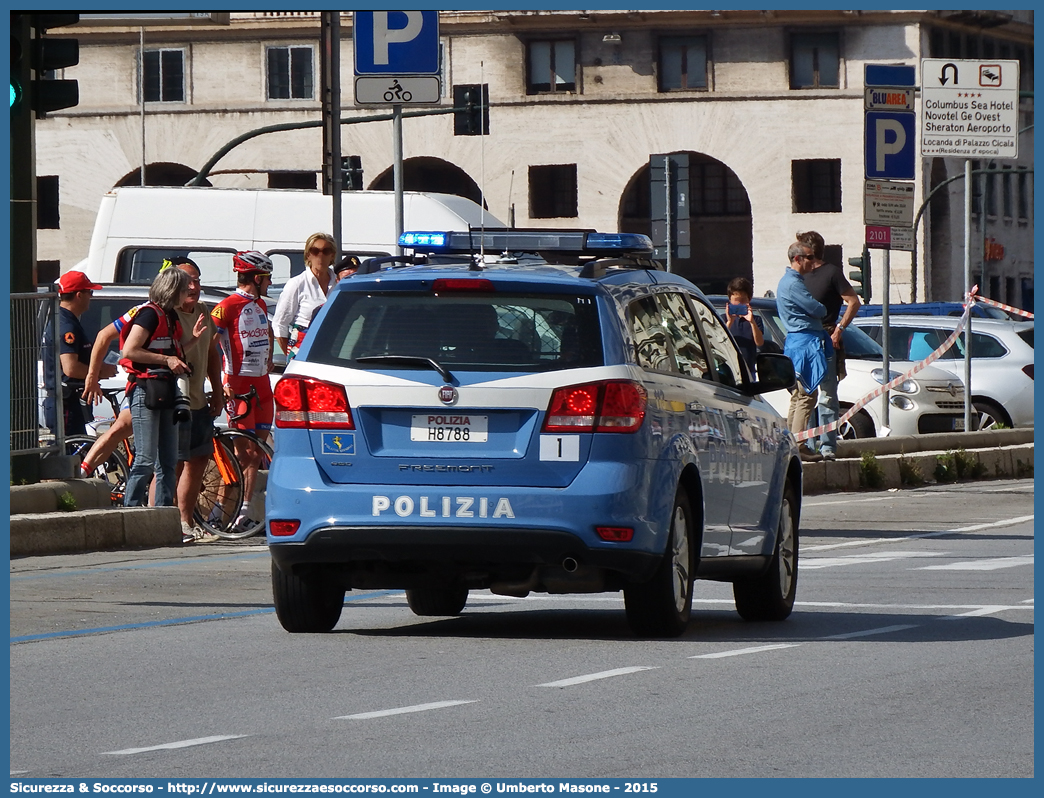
<box><xmin>119</xmin><ymin>266</ymin><xmax>192</xmax><ymax>507</ymax></box>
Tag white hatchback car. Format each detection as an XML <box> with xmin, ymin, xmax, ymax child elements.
<box><xmin>711</xmin><ymin>297</ymin><xmax>968</xmax><ymax>438</ymax></box>
<box><xmin>852</xmin><ymin>315</ymin><xmax>1034</xmax><ymax>430</ymax></box>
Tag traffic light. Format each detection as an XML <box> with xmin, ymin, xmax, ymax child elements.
<box><xmin>848</xmin><ymin>246</ymin><xmax>872</xmax><ymax>303</ymax></box>
<box><xmin>340</xmin><ymin>155</ymin><xmax>363</xmax><ymax>190</ymax></box>
<box><xmin>11</xmin><ymin>15</ymin><xmax>29</xmax><ymax>113</ymax></box>
<box><xmin>30</xmin><ymin>13</ymin><xmax>80</xmax><ymax>117</ymax></box>
<box><xmin>453</xmin><ymin>84</ymin><xmax>489</xmax><ymax>136</ymax></box>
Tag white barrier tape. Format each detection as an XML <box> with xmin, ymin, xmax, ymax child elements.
<box><xmin>974</xmin><ymin>293</ymin><xmax>1034</xmax><ymax>319</ymax></box>
<box><xmin>793</xmin><ymin>299</ymin><xmax>973</xmax><ymax>443</ymax></box>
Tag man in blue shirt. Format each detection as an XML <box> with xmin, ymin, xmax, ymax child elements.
<box><xmin>42</xmin><ymin>271</ymin><xmax>115</xmax><ymax>436</ymax></box>
<box><xmin>777</xmin><ymin>241</ymin><xmax>830</xmax><ymax>461</ymax></box>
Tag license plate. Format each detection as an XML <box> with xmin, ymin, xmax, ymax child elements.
<box><xmin>411</xmin><ymin>414</ymin><xmax>488</xmax><ymax>442</ymax></box>
<box><xmin>953</xmin><ymin>417</ymin><xmax>965</xmax><ymax>431</ymax></box>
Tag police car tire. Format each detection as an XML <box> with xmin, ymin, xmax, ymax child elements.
<box><xmin>405</xmin><ymin>585</ymin><xmax>469</xmax><ymax>617</ymax></box>
<box><xmin>623</xmin><ymin>488</ymin><xmax>694</xmax><ymax>639</ymax></box>
<box><xmin>733</xmin><ymin>483</ymin><xmax>798</xmax><ymax>622</ymax></box>
<box><xmin>271</xmin><ymin>561</ymin><xmax>345</xmax><ymax>633</ymax></box>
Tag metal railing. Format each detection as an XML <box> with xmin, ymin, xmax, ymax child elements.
<box><xmin>10</xmin><ymin>291</ymin><xmax>63</xmax><ymax>457</ymax></box>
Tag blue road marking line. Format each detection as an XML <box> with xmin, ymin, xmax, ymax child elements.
<box><xmin>9</xmin><ymin>555</ymin><xmax>269</xmax><ymax>580</ymax></box>
<box><xmin>10</xmin><ymin>590</ymin><xmax>404</xmax><ymax>643</ymax></box>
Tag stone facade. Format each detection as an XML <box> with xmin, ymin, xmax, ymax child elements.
<box><xmin>36</xmin><ymin>9</ymin><xmax>1033</xmax><ymax>306</ymax></box>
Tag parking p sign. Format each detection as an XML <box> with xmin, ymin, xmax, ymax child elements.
<box><xmin>354</xmin><ymin>11</ymin><xmax>440</xmax><ymax>75</ymax></box>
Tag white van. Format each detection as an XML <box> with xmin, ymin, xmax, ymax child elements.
<box><xmin>76</xmin><ymin>185</ymin><xmax>506</xmax><ymax>290</ymax></box>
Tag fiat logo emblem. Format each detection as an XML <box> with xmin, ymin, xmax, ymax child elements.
<box><xmin>439</xmin><ymin>385</ymin><xmax>458</xmax><ymax>405</ymax></box>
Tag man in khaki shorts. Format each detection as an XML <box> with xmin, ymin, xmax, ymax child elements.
<box><xmin>169</xmin><ymin>258</ymin><xmax>225</xmax><ymax>541</ymax></box>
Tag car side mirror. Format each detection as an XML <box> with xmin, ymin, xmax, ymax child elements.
<box><xmin>744</xmin><ymin>352</ymin><xmax>796</xmax><ymax>395</ymax></box>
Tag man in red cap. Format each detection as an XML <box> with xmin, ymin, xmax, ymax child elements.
<box><xmin>42</xmin><ymin>271</ymin><xmax>117</xmax><ymax>436</ymax></box>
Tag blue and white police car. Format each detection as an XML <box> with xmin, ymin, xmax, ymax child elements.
<box><xmin>266</xmin><ymin>230</ymin><xmax>801</xmax><ymax>637</ymax></box>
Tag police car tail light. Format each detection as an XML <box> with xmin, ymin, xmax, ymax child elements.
<box><xmin>544</xmin><ymin>384</ymin><xmax>599</xmax><ymax>431</ymax></box>
<box><xmin>596</xmin><ymin>526</ymin><xmax>634</xmax><ymax>542</ymax></box>
<box><xmin>274</xmin><ymin>376</ymin><xmax>354</xmax><ymax>429</ymax></box>
<box><xmin>543</xmin><ymin>380</ymin><xmax>646</xmax><ymax>434</ymax></box>
<box><xmin>305</xmin><ymin>380</ymin><xmax>354</xmax><ymax>429</ymax></box>
<box><xmin>269</xmin><ymin>520</ymin><xmax>300</xmax><ymax>537</ymax></box>
<box><xmin>432</xmin><ymin>278</ymin><xmax>495</xmax><ymax>293</ymax></box>
<box><xmin>596</xmin><ymin>381</ymin><xmax>647</xmax><ymax>432</ymax></box>
<box><xmin>274</xmin><ymin>378</ymin><xmax>308</xmax><ymax>428</ymax></box>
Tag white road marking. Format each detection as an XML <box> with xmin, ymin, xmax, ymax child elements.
<box><xmin>802</xmin><ymin>551</ymin><xmax>947</xmax><ymax>569</ymax></box>
<box><xmin>941</xmin><ymin>606</ymin><xmax>1020</xmax><ymax>620</ymax></box>
<box><xmin>917</xmin><ymin>555</ymin><xmax>1034</xmax><ymax>571</ymax></box>
<box><xmin>822</xmin><ymin>624</ymin><xmax>920</xmax><ymax>640</ymax></box>
<box><xmin>802</xmin><ymin>514</ymin><xmax>1034</xmax><ymax>553</ymax></box>
<box><xmin>101</xmin><ymin>735</ymin><xmax>247</xmax><ymax>755</ymax></box>
<box><xmin>335</xmin><ymin>700</ymin><xmax>476</xmax><ymax>720</ymax></box>
<box><xmin>690</xmin><ymin>643</ymin><xmax>800</xmax><ymax>659</ymax></box>
<box><xmin>537</xmin><ymin>666</ymin><xmax>659</xmax><ymax>687</ymax></box>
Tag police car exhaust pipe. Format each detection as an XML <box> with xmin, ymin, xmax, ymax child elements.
<box><xmin>561</xmin><ymin>557</ymin><xmax>579</xmax><ymax>573</ymax></box>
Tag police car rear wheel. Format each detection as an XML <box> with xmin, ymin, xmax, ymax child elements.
<box><xmin>271</xmin><ymin>562</ymin><xmax>345</xmax><ymax>632</ymax></box>
<box><xmin>405</xmin><ymin>585</ymin><xmax>469</xmax><ymax>616</ymax></box>
<box><xmin>733</xmin><ymin>483</ymin><xmax>798</xmax><ymax>622</ymax></box>
<box><xmin>623</xmin><ymin>489</ymin><xmax>694</xmax><ymax>638</ymax></box>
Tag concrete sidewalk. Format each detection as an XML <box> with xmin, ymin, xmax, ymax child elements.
<box><xmin>8</xmin><ymin>429</ymin><xmax>1033</xmax><ymax>556</ymax></box>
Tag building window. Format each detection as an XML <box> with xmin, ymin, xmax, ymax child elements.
<box><xmin>790</xmin><ymin>32</ymin><xmax>840</xmax><ymax>89</ymax></box>
<box><xmin>985</xmin><ymin>169</ymin><xmax>997</xmax><ymax>217</ymax></box>
<box><xmin>267</xmin><ymin>45</ymin><xmax>314</xmax><ymax>100</ymax></box>
<box><xmin>37</xmin><ymin>176</ymin><xmax>59</xmax><ymax>229</ymax></box>
<box><xmin>527</xmin><ymin>40</ymin><xmax>576</xmax><ymax>94</ymax></box>
<box><xmin>268</xmin><ymin>171</ymin><xmax>317</xmax><ymax>190</ymax></box>
<box><xmin>1017</xmin><ymin>168</ymin><xmax>1030</xmax><ymax>219</ymax></box>
<box><xmin>690</xmin><ymin>160</ymin><xmax>750</xmax><ymax>216</ymax></box>
<box><xmin>142</xmin><ymin>49</ymin><xmax>185</xmax><ymax>103</ymax></box>
<box><xmin>792</xmin><ymin>159</ymin><xmax>841</xmax><ymax>213</ymax></box>
<box><xmin>1001</xmin><ymin>167</ymin><xmax>1013</xmax><ymax>219</ymax></box>
<box><xmin>529</xmin><ymin>164</ymin><xmax>578</xmax><ymax>218</ymax></box>
<box><xmin>658</xmin><ymin>35</ymin><xmax>708</xmax><ymax>91</ymax></box>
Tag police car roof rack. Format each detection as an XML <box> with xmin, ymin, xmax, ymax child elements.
<box><xmin>578</xmin><ymin>257</ymin><xmax>666</xmax><ymax>279</ymax></box>
<box><xmin>398</xmin><ymin>229</ymin><xmax>656</xmax><ymax>259</ymax></box>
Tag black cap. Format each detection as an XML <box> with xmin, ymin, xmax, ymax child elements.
<box><xmin>336</xmin><ymin>255</ymin><xmax>360</xmax><ymax>275</ymax></box>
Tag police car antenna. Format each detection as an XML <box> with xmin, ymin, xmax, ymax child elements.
<box><xmin>479</xmin><ymin>60</ymin><xmax>487</xmax><ymax>265</ymax></box>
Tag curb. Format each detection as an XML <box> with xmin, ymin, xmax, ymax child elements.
<box><xmin>9</xmin><ymin>506</ymin><xmax>182</xmax><ymax>557</ymax></box>
<box><xmin>803</xmin><ymin>441</ymin><xmax>1033</xmax><ymax>494</ymax></box>
<box><xmin>9</xmin><ymin>478</ymin><xmax>112</xmax><ymax>514</ymax></box>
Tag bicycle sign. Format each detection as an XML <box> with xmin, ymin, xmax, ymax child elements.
<box><xmin>354</xmin><ymin>75</ymin><xmax>441</xmax><ymax>105</ymax></box>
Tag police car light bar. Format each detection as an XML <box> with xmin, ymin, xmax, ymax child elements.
<box><xmin>398</xmin><ymin>230</ymin><xmax>654</xmax><ymax>256</ymax></box>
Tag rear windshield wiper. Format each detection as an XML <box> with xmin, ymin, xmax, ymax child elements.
<box><xmin>356</xmin><ymin>355</ymin><xmax>454</xmax><ymax>384</ymax></box>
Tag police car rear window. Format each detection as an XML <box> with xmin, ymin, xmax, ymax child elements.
<box><xmin>308</xmin><ymin>292</ymin><xmax>603</xmax><ymax>372</ymax></box>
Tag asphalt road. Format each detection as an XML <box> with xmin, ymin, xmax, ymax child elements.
<box><xmin>9</xmin><ymin>479</ymin><xmax>1034</xmax><ymax>778</ymax></box>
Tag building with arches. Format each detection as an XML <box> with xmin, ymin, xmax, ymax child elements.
<box><xmin>36</xmin><ymin>9</ymin><xmax>1033</xmax><ymax>308</ymax></box>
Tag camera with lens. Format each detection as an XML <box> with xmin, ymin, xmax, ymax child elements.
<box><xmin>173</xmin><ymin>372</ymin><xmax>192</xmax><ymax>423</ymax></box>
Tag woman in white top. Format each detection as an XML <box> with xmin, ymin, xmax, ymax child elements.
<box><xmin>272</xmin><ymin>232</ymin><xmax>337</xmax><ymax>360</ymax></box>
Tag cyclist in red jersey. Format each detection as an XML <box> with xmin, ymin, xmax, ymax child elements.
<box><xmin>211</xmin><ymin>251</ymin><xmax>275</xmax><ymax>533</ymax></box>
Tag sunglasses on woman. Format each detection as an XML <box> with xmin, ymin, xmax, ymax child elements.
<box><xmin>309</xmin><ymin>246</ymin><xmax>335</xmax><ymax>256</ymax></box>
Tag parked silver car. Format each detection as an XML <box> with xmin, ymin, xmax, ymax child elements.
<box><xmin>852</xmin><ymin>315</ymin><xmax>1034</xmax><ymax>429</ymax></box>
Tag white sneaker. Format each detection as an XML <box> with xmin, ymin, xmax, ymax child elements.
<box><xmin>181</xmin><ymin>521</ymin><xmax>197</xmax><ymax>544</ymax></box>
<box><xmin>193</xmin><ymin>527</ymin><xmax>220</xmax><ymax>543</ymax></box>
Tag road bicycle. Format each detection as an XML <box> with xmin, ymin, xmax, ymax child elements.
<box><xmin>209</xmin><ymin>385</ymin><xmax>275</xmax><ymax>539</ymax></box>
<box><xmin>65</xmin><ymin>386</ymin><xmax>248</xmax><ymax>536</ymax></box>
<box><xmin>64</xmin><ymin>387</ymin><xmax>130</xmax><ymax>505</ymax></box>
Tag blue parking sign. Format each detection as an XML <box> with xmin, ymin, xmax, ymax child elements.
<box><xmin>354</xmin><ymin>11</ymin><xmax>440</xmax><ymax>76</ymax></box>
<box><xmin>865</xmin><ymin>111</ymin><xmax>916</xmax><ymax>180</ymax></box>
